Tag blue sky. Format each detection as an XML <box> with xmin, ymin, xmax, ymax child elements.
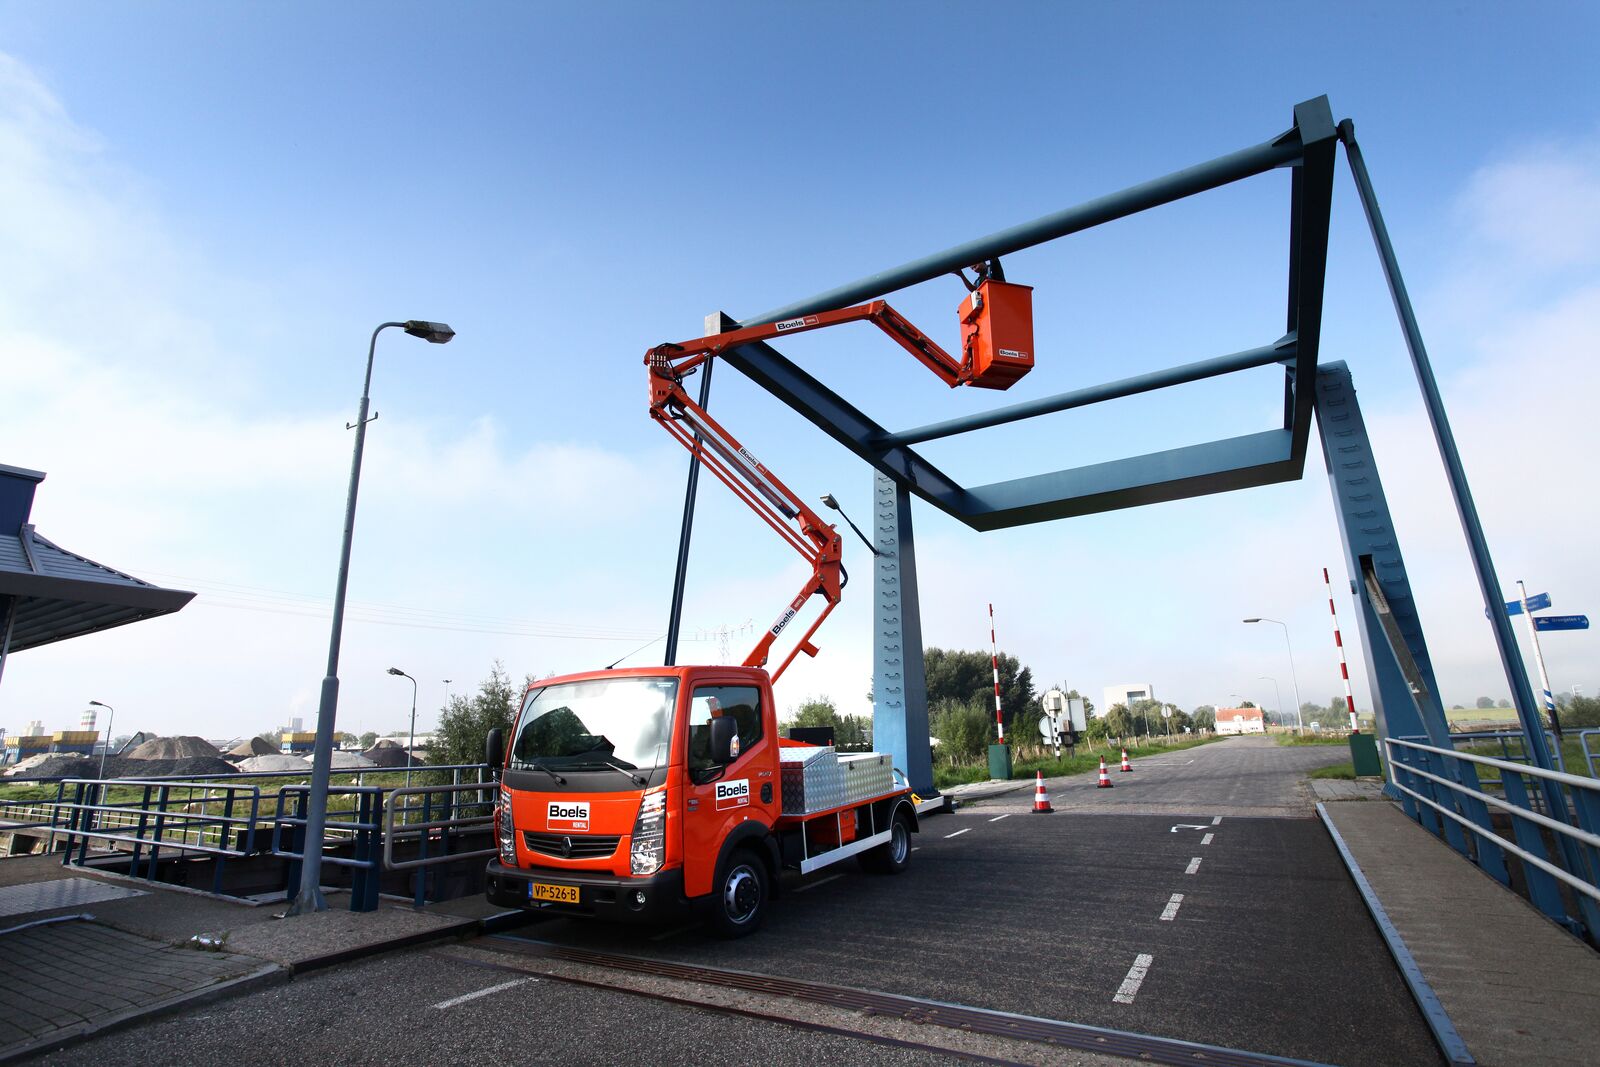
<box><xmin>2</xmin><ymin>3</ymin><xmax>1597</xmax><ymax>739</ymax></box>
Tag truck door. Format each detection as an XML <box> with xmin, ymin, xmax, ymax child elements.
<box><xmin>681</xmin><ymin>682</ymin><xmax>778</xmax><ymax>898</ymax></box>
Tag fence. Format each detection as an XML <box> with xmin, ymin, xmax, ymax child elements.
<box><xmin>1384</xmin><ymin>737</ymin><xmax>1600</xmax><ymax>941</ymax></box>
<box><xmin>382</xmin><ymin>781</ymin><xmax>497</xmax><ymax>906</ymax></box>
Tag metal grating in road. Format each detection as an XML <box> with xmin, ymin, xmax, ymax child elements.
<box><xmin>490</xmin><ymin>935</ymin><xmax>1334</xmax><ymax>1067</ymax></box>
<box><xmin>0</xmin><ymin>877</ymin><xmax>145</xmax><ymax>920</ymax></box>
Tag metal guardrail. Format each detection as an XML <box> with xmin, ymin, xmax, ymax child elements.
<box><xmin>1580</xmin><ymin>729</ymin><xmax>1600</xmax><ymax>779</ymax></box>
<box><xmin>383</xmin><ymin>781</ymin><xmax>497</xmax><ymax>906</ymax></box>
<box><xmin>1448</xmin><ymin>729</ymin><xmax>1565</xmax><ymax>786</ymax></box>
<box><xmin>55</xmin><ymin>779</ymin><xmax>263</xmax><ymax>894</ymax></box>
<box><xmin>271</xmin><ymin>785</ymin><xmax>386</xmax><ymax>912</ymax></box>
<box><xmin>1384</xmin><ymin>737</ymin><xmax>1600</xmax><ymax>940</ymax></box>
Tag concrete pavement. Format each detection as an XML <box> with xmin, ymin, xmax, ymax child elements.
<box><xmin>1322</xmin><ymin>801</ymin><xmax>1600</xmax><ymax>1067</ymax></box>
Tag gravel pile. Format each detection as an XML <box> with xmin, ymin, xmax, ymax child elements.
<box><xmin>4</xmin><ymin>755</ymin><xmax>236</xmax><ymax>779</ymax></box>
<box><xmin>236</xmin><ymin>754</ymin><xmax>311</xmax><ymax>773</ymax></box>
<box><xmin>129</xmin><ymin>735</ymin><xmax>222</xmax><ymax>760</ymax></box>
<box><xmin>361</xmin><ymin>740</ymin><xmax>411</xmax><ymax>768</ymax></box>
<box><xmin>329</xmin><ymin>751</ymin><xmax>377</xmax><ymax>769</ymax></box>
<box><xmin>226</xmin><ymin>736</ymin><xmax>278</xmax><ymax>758</ymax></box>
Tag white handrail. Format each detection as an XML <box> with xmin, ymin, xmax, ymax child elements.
<box><xmin>1394</xmin><ymin>758</ymin><xmax>1600</xmax><ymax>850</ymax></box>
<box><xmin>1385</xmin><ymin>737</ymin><xmax>1598</xmax><ymax>792</ymax></box>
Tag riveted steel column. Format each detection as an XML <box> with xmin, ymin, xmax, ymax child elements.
<box><xmin>1316</xmin><ymin>363</ymin><xmax>1506</xmax><ymax>881</ymax></box>
<box><xmin>872</xmin><ymin>472</ymin><xmax>934</xmax><ymax>795</ymax></box>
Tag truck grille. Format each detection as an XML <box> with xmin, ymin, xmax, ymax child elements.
<box><xmin>523</xmin><ymin>832</ymin><xmax>620</xmax><ymax>860</ymax></box>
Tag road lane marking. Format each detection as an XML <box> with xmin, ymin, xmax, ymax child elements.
<box><xmin>1160</xmin><ymin>893</ymin><xmax>1184</xmax><ymax>921</ymax></box>
<box><xmin>794</xmin><ymin>873</ymin><xmax>845</xmax><ymax>894</ymax></box>
<box><xmin>944</xmin><ymin>828</ymin><xmax>970</xmax><ymax>839</ymax></box>
<box><xmin>912</xmin><ymin>846</ymin><xmax>921</xmax><ymax>852</ymax></box>
<box><xmin>1211</xmin><ymin>815</ymin><xmax>1222</xmax><ymax>825</ymax></box>
<box><xmin>1185</xmin><ymin>857</ymin><xmax>1202</xmax><ymax>875</ymax></box>
<box><xmin>1169</xmin><ymin>824</ymin><xmax>1209</xmax><ymax>832</ymax></box>
<box><xmin>1201</xmin><ymin>832</ymin><xmax>1214</xmax><ymax>845</ymax></box>
<box><xmin>988</xmin><ymin>814</ymin><xmax>1011</xmax><ymax>822</ymax></box>
<box><xmin>1113</xmin><ymin>953</ymin><xmax>1154</xmax><ymax>1004</ymax></box>
<box><xmin>431</xmin><ymin>977</ymin><xmax>534</xmax><ymax>1009</ymax></box>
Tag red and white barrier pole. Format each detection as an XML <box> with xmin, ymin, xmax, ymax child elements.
<box><xmin>1324</xmin><ymin>567</ymin><xmax>1360</xmax><ymax>732</ymax></box>
<box><xmin>989</xmin><ymin>602</ymin><xmax>1005</xmax><ymax>743</ymax></box>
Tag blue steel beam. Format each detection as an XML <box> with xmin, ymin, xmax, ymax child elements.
<box><xmin>1316</xmin><ymin>362</ymin><xmax>1506</xmax><ymax>880</ymax></box>
<box><xmin>878</xmin><ymin>337</ymin><xmax>1294</xmax><ymax>448</ymax></box>
<box><xmin>1339</xmin><ymin>122</ymin><xmax>1571</xmax><ymax>805</ymax></box>
<box><xmin>871</xmin><ymin>471</ymin><xmax>934</xmax><ymax>796</ymax></box>
<box><xmin>740</xmin><ymin>113</ymin><xmax>1316</xmax><ymax>328</ymax></box>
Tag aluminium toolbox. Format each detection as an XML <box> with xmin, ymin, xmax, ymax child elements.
<box><xmin>838</xmin><ymin>752</ymin><xmax>894</xmax><ymax>805</ymax></box>
<box><xmin>778</xmin><ymin>745</ymin><xmax>845</xmax><ymax>816</ymax></box>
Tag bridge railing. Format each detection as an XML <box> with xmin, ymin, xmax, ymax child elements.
<box><xmin>54</xmin><ymin>778</ymin><xmax>264</xmax><ymax>894</ymax></box>
<box><xmin>1384</xmin><ymin>737</ymin><xmax>1600</xmax><ymax>940</ymax></box>
<box><xmin>1580</xmin><ymin>729</ymin><xmax>1600</xmax><ymax>779</ymax></box>
<box><xmin>382</xmin><ymin>780</ymin><xmax>497</xmax><ymax>907</ymax></box>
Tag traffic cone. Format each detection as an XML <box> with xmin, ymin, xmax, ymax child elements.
<box><xmin>1097</xmin><ymin>756</ymin><xmax>1114</xmax><ymax>788</ymax></box>
<box><xmin>1120</xmin><ymin>748</ymin><xmax>1133</xmax><ymax>773</ymax></box>
<box><xmin>1031</xmin><ymin>770</ymin><xmax>1054</xmax><ymax>814</ymax></box>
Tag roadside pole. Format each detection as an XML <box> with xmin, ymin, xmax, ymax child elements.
<box><xmin>1518</xmin><ymin>580</ymin><xmax>1564</xmax><ymax>742</ymax></box>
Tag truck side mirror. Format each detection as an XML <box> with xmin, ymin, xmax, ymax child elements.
<box><xmin>485</xmin><ymin>728</ymin><xmax>505</xmax><ymax>778</ymax></box>
<box><xmin>709</xmin><ymin>716</ymin><xmax>738</xmax><ymax>765</ymax></box>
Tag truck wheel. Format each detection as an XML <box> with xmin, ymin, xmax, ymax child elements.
<box><xmin>860</xmin><ymin>808</ymin><xmax>912</xmax><ymax>875</ymax></box>
<box><xmin>709</xmin><ymin>848</ymin><xmax>768</xmax><ymax>938</ymax></box>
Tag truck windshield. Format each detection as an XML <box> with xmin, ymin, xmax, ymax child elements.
<box><xmin>511</xmin><ymin>676</ymin><xmax>678</xmax><ymax>774</ymax></box>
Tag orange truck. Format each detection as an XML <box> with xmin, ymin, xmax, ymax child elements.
<box><xmin>483</xmin><ymin>665</ymin><xmax>917</xmax><ymax>936</ymax></box>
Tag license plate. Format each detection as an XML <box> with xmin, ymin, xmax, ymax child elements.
<box><xmin>530</xmin><ymin>881</ymin><xmax>579</xmax><ymax>905</ymax></box>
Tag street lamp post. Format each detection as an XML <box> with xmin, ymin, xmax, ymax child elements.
<box><xmin>89</xmin><ymin>700</ymin><xmax>114</xmax><ymax>779</ymax></box>
<box><xmin>1244</xmin><ymin>618</ymin><xmax>1304</xmax><ymax>733</ymax></box>
<box><xmin>291</xmin><ymin>319</ymin><xmax>454</xmax><ymax>916</ymax></box>
<box><xmin>388</xmin><ymin>668</ymin><xmax>418</xmax><ymax>786</ymax></box>
<box><xmin>1257</xmin><ymin>676</ymin><xmax>1283</xmax><ymax>730</ymax></box>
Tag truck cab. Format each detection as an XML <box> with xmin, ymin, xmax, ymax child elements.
<box><xmin>484</xmin><ymin>664</ymin><xmax>916</xmax><ymax>936</ymax></box>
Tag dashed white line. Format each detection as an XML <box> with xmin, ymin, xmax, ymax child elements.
<box><xmin>794</xmin><ymin>873</ymin><xmax>845</xmax><ymax>894</ymax></box>
<box><xmin>988</xmin><ymin>814</ymin><xmax>1012</xmax><ymax>822</ymax></box>
<box><xmin>1113</xmin><ymin>953</ymin><xmax>1154</xmax><ymax>1004</ymax></box>
<box><xmin>1160</xmin><ymin>893</ymin><xmax>1184</xmax><ymax>921</ymax></box>
<box><xmin>1201</xmin><ymin>832</ymin><xmax>1215</xmax><ymax>845</ymax></box>
<box><xmin>1185</xmin><ymin>857</ymin><xmax>1202</xmax><ymax>875</ymax></box>
<box><xmin>1211</xmin><ymin>815</ymin><xmax>1222</xmax><ymax>825</ymax></box>
<box><xmin>944</xmin><ymin>828</ymin><xmax>970</xmax><ymax>839</ymax></box>
<box><xmin>430</xmin><ymin>978</ymin><xmax>534</xmax><ymax>1010</ymax></box>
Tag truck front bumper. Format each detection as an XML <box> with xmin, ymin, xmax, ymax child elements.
<box><xmin>485</xmin><ymin>859</ymin><xmax>690</xmax><ymax>924</ymax></box>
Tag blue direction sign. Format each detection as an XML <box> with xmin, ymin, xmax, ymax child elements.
<box><xmin>1534</xmin><ymin>615</ymin><xmax>1588</xmax><ymax>632</ymax></box>
<box><xmin>1502</xmin><ymin>592</ymin><xmax>1551</xmax><ymax>616</ymax></box>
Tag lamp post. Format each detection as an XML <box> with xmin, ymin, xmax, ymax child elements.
<box><xmin>1257</xmin><ymin>676</ymin><xmax>1283</xmax><ymax>731</ymax></box>
<box><xmin>1244</xmin><ymin>618</ymin><xmax>1304</xmax><ymax>733</ymax></box>
<box><xmin>388</xmin><ymin>668</ymin><xmax>418</xmax><ymax>786</ymax></box>
<box><xmin>89</xmin><ymin>700</ymin><xmax>114</xmax><ymax>779</ymax></box>
<box><xmin>291</xmin><ymin>319</ymin><xmax>454</xmax><ymax>916</ymax></box>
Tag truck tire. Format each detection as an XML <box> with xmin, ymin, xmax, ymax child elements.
<box><xmin>860</xmin><ymin>807</ymin><xmax>912</xmax><ymax>875</ymax></box>
<box><xmin>709</xmin><ymin>847</ymin><xmax>768</xmax><ymax>938</ymax></box>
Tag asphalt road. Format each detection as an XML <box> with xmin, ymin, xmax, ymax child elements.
<box><xmin>27</xmin><ymin>949</ymin><xmax>975</xmax><ymax>1067</ymax></box>
<box><xmin>33</xmin><ymin>737</ymin><xmax>1433</xmax><ymax>1066</ymax></box>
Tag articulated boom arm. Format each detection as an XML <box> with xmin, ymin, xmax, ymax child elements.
<box><xmin>650</xmin><ymin>301</ymin><xmax>975</xmax><ymax>389</ymax></box>
<box><xmin>646</xmin><ymin>347</ymin><xmax>844</xmax><ymax>683</ymax></box>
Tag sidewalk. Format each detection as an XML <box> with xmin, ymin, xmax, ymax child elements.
<box><xmin>0</xmin><ymin>854</ymin><xmax>520</xmax><ymax>1063</ymax></box>
<box><xmin>1320</xmin><ymin>800</ymin><xmax>1600</xmax><ymax>1067</ymax></box>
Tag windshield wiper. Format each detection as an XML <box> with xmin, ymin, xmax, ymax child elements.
<box><xmin>515</xmin><ymin>759</ymin><xmax>566</xmax><ymax>785</ymax></box>
<box><xmin>570</xmin><ymin>757</ymin><xmax>648</xmax><ymax>786</ymax></box>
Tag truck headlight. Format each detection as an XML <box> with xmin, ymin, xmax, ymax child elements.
<box><xmin>630</xmin><ymin>789</ymin><xmax>666</xmax><ymax>876</ymax></box>
<box><xmin>497</xmin><ymin>789</ymin><xmax>516</xmax><ymax>867</ymax></box>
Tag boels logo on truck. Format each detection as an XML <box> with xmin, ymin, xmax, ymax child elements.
<box><xmin>715</xmin><ymin>779</ymin><xmax>750</xmax><ymax>811</ymax></box>
<box><xmin>547</xmin><ymin>800</ymin><xmax>590</xmax><ymax>832</ymax></box>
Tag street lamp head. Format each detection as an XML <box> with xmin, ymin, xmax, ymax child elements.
<box><xmin>820</xmin><ymin>493</ymin><xmax>839</xmax><ymax>511</ymax></box>
<box><xmin>1242</xmin><ymin>618</ymin><xmax>1261</xmax><ymax>624</ymax></box>
<box><xmin>403</xmin><ymin>320</ymin><xmax>455</xmax><ymax>344</ymax></box>
<box><xmin>88</xmin><ymin>700</ymin><xmax>111</xmax><ymax>709</ymax></box>
<box><xmin>386</xmin><ymin>667</ymin><xmax>405</xmax><ymax>677</ymax></box>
